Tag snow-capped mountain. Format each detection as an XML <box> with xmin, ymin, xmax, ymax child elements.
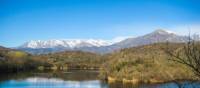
<box><xmin>110</xmin><ymin>29</ymin><xmax>188</xmax><ymax>49</ymax></box>
<box><xmin>17</xmin><ymin>29</ymin><xmax>194</xmax><ymax>54</ymax></box>
<box><xmin>20</xmin><ymin>39</ymin><xmax>111</xmax><ymax>49</ymax></box>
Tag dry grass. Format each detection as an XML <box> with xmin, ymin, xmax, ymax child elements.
<box><xmin>100</xmin><ymin>43</ymin><xmax>198</xmax><ymax>83</ymax></box>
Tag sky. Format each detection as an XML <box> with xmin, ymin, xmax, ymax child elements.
<box><xmin>0</xmin><ymin>0</ymin><xmax>200</xmax><ymax>47</ymax></box>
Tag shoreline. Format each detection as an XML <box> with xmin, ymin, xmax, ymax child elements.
<box><xmin>107</xmin><ymin>76</ymin><xmax>199</xmax><ymax>84</ymax></box>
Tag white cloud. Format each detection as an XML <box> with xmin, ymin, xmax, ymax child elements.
<box><xmin>170</xmin><ymin>24</ymin><xmax>200</xmax><ymax>36</ymax></box>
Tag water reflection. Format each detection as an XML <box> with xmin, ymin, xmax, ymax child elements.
<box><xmin>0</xmin><ymin>77</ymin><xmax>107</xmax><ymax>88</ymax></box>
<box><xmin>0</xmin><ymin>70</ymin><xmax>199</xmax><ymax>88</ymax></box>
<box><xmin>0</xmin><ymin>70</ymin><xmax>108</xmax><ymax>88</ymax></box>
<box><xmin>108</xmin><ymin>81</ymin><xmax>200</xmax><ymax>88</ymax></box>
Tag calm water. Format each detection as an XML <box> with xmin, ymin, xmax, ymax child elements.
<box><xmin>0</xmin><ymin>70</ymin><xmax>199</xmax><ymax>88</ymax></box>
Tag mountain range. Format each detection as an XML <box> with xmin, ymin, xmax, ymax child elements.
<box><xmin>17</xmin><ymin>29</ymin><xmax>192</xmax><ymax>54</ymax></box>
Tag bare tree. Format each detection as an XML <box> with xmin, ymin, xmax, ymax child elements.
<box><xmin>165</xmin><ymin>35</ymin><xmax>200</xmax><ymax>78</ymax></box>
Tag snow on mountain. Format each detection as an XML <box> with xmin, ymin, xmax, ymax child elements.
<box><xmin>110</xmin><ymin>29</ymin><xmax>188</xmax><ymax>49</ymax></box>
<box><xmin>153</xmin><ymin>29</ymin><xmax>176</xmax><ymax>35</ymax></box>
<box><xmin>20</xmin><ymin>39</ymin><xmax>112</xmax><ymax>49</ymax></box>
<box><xmin>18</xmin><ymin>29</ymin><xmax>195</xmax><ymax>54</ymax></box>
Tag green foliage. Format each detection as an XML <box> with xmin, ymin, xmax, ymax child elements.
<box><xmin>0</xmin><ymin>46</ymin><xmax>50</xmax><ymax>73</ymax></box>
<box><xmin>38</xmin><ymin>51</ymin><xmax>104</xmax><ymax>70</ymax></box>
<box><xmin>0</xmin><ymin>45</ymin><xmax>103</xmax><ymax>73</ymax></box>
<box><xmin>7</xmin><ymin>51</ymin><xmax>28</xmax><ymax>59</ymax></box>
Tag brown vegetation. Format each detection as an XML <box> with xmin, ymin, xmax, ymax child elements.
<box><xmin>165</xmin><ymin>38</ymin><xmax>200</xmax><ymax>78</ymax></box>
<box><xmin>100</xmin><ymin>43</ymin><xmax>197</xmax><ymax>83</ymax></box>
<box><xmin>37</xmin><ymin>51</ymin><xmax>104</xmax><ymax>70</ymax></box>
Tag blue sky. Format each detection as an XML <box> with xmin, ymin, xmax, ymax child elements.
<box><xmin>0</xmin><ymin>0</ymin><xmax>200</xmax><ymax>47</ymax></box>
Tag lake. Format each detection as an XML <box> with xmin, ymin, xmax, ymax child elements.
<box><xmin>0</xmin><ymin>70</ymin><xmax>199</xmax><ymax>88</ymax></box>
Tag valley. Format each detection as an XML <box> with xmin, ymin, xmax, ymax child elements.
<box><xmin>1</xmin><ymin>0</ymin><xmax>200</xmax><ymax>87</ymax></box>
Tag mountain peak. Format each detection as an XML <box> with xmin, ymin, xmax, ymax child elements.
<box><xmin>153</xmin><ymin>29</ymin><xmax>175</xmax><ymax>35</ymax></box>
<box><xmin>17</xmin><ymin>29</ymin><xmax>188</xmax><ymax>54</ymax></box>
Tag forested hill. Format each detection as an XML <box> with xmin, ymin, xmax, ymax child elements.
<box><xmin>0</xmin><ymin>45</ymin><xmax>104</xmax><ymax>73</ymax></box>
<box><xmin>36</xmin><ymin>51</ymin><xmax>104</xmax><ymax>70</ymax></box>
<box><xmin>0</xmin><ymin>46</ymin><xmax>50</xmax><ymax>73</ymax></box>
<box><xmin>100</xmin><ymin>43</ymin><xmax>196</xmax><ymax>83</ymax></box>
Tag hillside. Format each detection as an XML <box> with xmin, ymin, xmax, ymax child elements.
<box><xmin>0</xmin><ymin>46</ymin><xmax>50</xmax><ymax>73</ymax></box>
<box><xmin>0</xmin><ymin>45</ymin><xmax>104</xmax><ymax>73</ymax></box>
<box><xmin>110</xmin><ymin>29</ymin><xmax>188</xmax><ymax>49</ymax></box>
<box><xmin>36</xmin><ymin>51</ymin><xmax>104</xmax><ymax>70</ymax></box>
<box><xmin>100</xmin><ymin>43</ymin><xmax>197</xmax><ymax>83</ymax></box>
